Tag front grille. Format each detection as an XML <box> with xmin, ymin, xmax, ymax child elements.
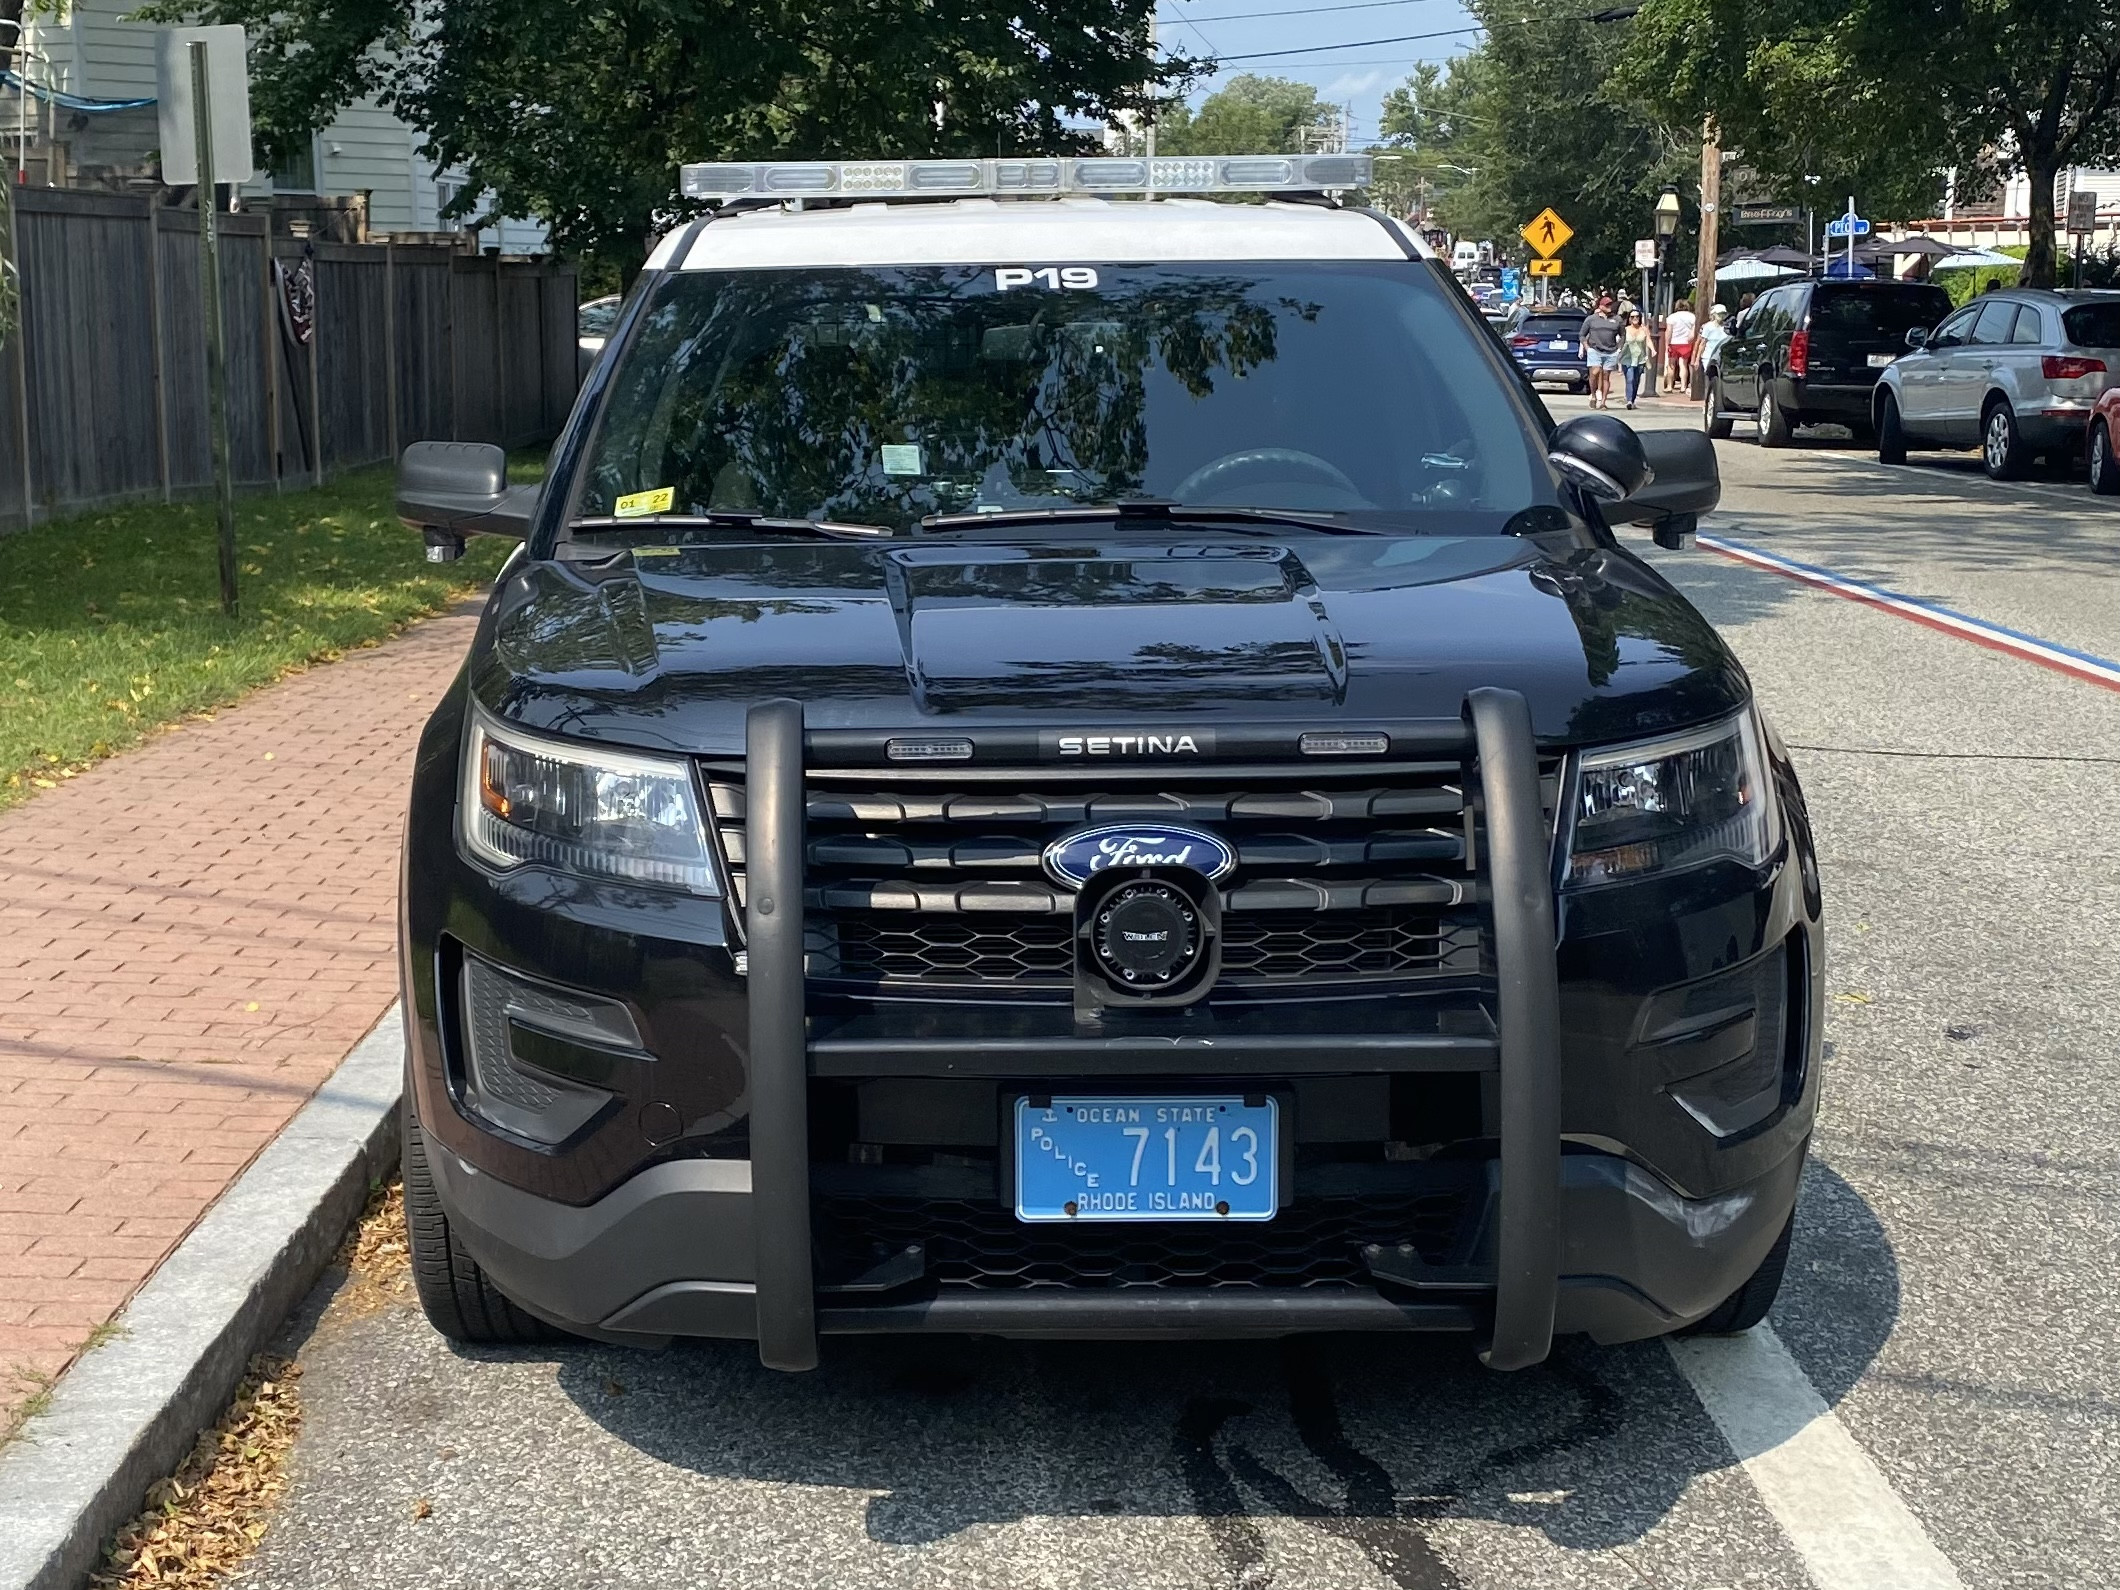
<box><xmin>814</xmin><ymin>1189</ymin><xmax>1474</xmax><ymax>1290</ymax></box>
<box><xmin>705</xmin><ymin>754</ymin><xmax>1527</xmax><ymax>999</ymax></box>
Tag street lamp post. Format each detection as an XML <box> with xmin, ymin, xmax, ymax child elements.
<box><xmin>1653</xmin><ymin>183</ymin><xmax>1681</xmax><ymax>390</ymax></box>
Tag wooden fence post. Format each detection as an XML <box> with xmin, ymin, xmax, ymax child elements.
<box><xmin>491</xmin><ymin>250</ymin><xmax>504</xmax><ymax>445</ymax></box>
<box><xmin>263</xmin><ymin>237</ymin><xmax>281</xmax><ymax>491</ymax></box>
<box><xmin>145</xmin><ymin>196</ymin><xmax>171</xmax><ymax>502</ymax></box>
<box><xmin>383</xmin><ymin>239</ymin><xmax>398</xmax><ymax>462</ymax></box>
<box><xmin>7</xmin><ymin>190</ymin><xmax>31</xmax><ymax>528</ymax></box>
<box><xmin>307</xmin><ymin>253</ymin><xmax>324</xmax><ymax>487</ymax></box>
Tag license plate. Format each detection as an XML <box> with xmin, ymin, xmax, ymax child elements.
<box><xmin>1014</xmin><ymin>1095</ymin><xmax>1277</xmax><ymax>1222</ymax></box>
<box><xmin>1868</xmin><ymin>353</ymin><xmax>1896</xmax><ymax>367</ymax></box>
<box><xmin>1549</xmin><ymin>340</ymin><xmax>1571</xmax><ymax>350</ymax></box>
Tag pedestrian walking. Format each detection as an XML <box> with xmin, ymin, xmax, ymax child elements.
<box><xmin>1662</xmin><ymin>301</ymin><xmax>1696</xmax><ymax>393</ymax></box>
<box><xmin>1581</xmin><ymin>294</ymin><xmax>1623</xmax><ymax>409</ymax></box>
<box><xmin>1620</xmin><ymin>309</ymin><xmax>1653</xmax><ymax>408</ymax></box>
<box><xmin>1696</xmin><ymin>302</ymin><xmax>1732</xmax><ymax>393</ymax></box>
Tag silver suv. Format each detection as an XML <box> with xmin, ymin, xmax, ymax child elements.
<box><xmin>1874</xmin><ymin>288</ymin><xmax>2120</xmax><ymax>479</ymax></box>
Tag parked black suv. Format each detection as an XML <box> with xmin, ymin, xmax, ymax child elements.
<box><xmin>1706</xmin><ymin>278</ymin><xmax>1953</xmax><ymax>445</ymax></box>
<box><xmin>393</xmin><ymin>169</ymin><xmax>1821</xmax><ymax>1374</ymax></box>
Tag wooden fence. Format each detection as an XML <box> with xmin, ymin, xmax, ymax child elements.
<box><xmin>0</xmin><ymin>187</ymin><xmax>577</xmax><ymax>530</ymax></box>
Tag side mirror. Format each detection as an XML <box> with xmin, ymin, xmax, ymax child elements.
<box><xmin>1904</xmin><ymin>327</ymin><xmax>1929</xmax><ymax>350</ymax></box>
<box><xmin>1602</xmin><ymin>428</ymin><xmax>1720</xmax><ymax>549</ymax></box>
<box><xmin>1547</xmin><ymin>413</ymin><xmax>1653</xmax><ymax>501</ymax></box>
<box><xmin>397</xmin><ymin>441</ymin><xmax>539</xmax><ymax>561</ymax></box>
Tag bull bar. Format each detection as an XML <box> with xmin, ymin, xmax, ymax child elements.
<box><xmin>742</xmin><ymin>688</ymin><xmax>1564</xmax><ymax>1373</ymax></box>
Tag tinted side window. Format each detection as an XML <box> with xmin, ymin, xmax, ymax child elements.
<box><xmin>2010</xmin><ymin>307</ymin><xmax>2044</xmax><ymax>345</ymax></box>
<box><xmin>1930</xmin><ymin>306</ymin><xmax>1980</xmax><ymax>349</ymax></box>
<box><xmin>1969</xmin><ymin>301</ymin><xmax>2018</xmax><ymax>344</ymax></box>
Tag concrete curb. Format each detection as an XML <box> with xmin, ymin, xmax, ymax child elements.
<box><xmin>0</xmin><ymin>1006</ymin><xmax>406</xmax><ymax>1590</ymax></box>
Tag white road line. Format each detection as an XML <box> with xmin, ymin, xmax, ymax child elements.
<box><xmin>1668</xmin><ymin>1327</ymin><xmax>1965</xmax><ymax>1590</ymax></box>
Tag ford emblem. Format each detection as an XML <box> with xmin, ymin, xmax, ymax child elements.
<box><xmin>1042</xmin><ymin>823</ymin><xmax>1237</xmax><ymax>888</ymax></box>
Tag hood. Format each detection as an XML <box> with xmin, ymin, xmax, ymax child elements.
<box><xmin>472</xmin><ymin>534</ymin><xmax>1749</xmax><ymax>754</ymax></box>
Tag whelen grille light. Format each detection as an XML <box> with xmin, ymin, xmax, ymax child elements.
<box><xmin>678</xmin><ymin>154</ymin><xmax>1374</xmax><ymax>201</ymax></box>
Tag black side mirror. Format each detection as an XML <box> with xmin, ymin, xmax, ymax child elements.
<box><xmin>1602</xmin><ymin>428</ymin><xmax>1720</xmax><ymax>549</ymax></box>
<box><xmin>1547</xmin><ymin>413</ymin><xmax>1653</xmax><ymax>501</ymax></box>
<box><xmin>1904</xmin><ymin>327</ymin><xmax>1929</xmax><ymax>350</ymax></box>
<box><xmin>397</xmin><ymin>441</ymin><xmax>539</xmax><ymax>561</ymax></box>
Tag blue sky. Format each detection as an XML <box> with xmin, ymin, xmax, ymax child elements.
<box><xmin>1156</xmin><ymin>0</ymin><xmax>1482</xmax><ymax>147</ymax></box>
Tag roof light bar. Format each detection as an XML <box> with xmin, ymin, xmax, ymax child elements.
<box><xmin>679</xmin><ymin>154</ymin><xmax>1373</xmax><ymax>202</ymax></box>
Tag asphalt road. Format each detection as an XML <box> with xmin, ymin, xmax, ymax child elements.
<box><xmin>232</xmin><ymin>406</ymin><xmax>2120</xmax><ymax>1590</ymax></box>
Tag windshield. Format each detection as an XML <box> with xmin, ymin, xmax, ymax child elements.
<box><xmin>575</xmin><ymin>262</ymin><xmax>1552</xmax><ymax>536</ymax></box>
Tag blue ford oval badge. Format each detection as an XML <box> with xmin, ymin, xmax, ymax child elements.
<box><xmin>1042</xmin><ymin>823</ymin><xmax>1236</xmax><ymax>887</ymax></box>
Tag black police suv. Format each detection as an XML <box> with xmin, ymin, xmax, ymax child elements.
<box><xmin>393</xmin><ymin>187</ymin><xmax>1822</xmax><ymax>1373</ymax></box>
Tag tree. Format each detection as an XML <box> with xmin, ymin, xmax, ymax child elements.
<box><xmin>1622</xmin><ymin>0</ymin><xmax>2120</xmax><ymax>286</ymax></box>
<box><xmin>1377</xmin><ymin>2</ymin><xmax>1695</xmax><ymax>287</ymax></box>
<box><xmin>137</xmin><ymin>0</ymin><xmax>1197</xmax><ymax>277</ymax></box>
<box><xmin>1157</xmin><ymin>74</ymin><xmax>1338</xmax><ymax>155</ymax></box>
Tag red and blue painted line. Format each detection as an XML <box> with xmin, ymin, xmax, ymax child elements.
<box><xmin>1698</xmin><ymin>533</ymin><xmax>2120</xmax><ymax>695</ymax></box>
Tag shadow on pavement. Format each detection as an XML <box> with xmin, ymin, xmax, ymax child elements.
<box><xmin>495</xmin><ymin>1159</ymin><xmax>1896</xmax><ymax>1585</ymax></box>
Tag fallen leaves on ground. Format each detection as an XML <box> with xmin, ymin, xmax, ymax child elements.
<box><xmin>90</xmin><ymin>1355</ymin><xmax>301</xmax><ymax>1589</ymax></box>
<box><xmin>334</xmin><ymin>1178</ymin><xmax>412</xmax><ymax>1317</ymax></box>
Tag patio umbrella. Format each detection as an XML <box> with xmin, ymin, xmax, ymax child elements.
<box><xmin>1822</xmin><ymin>254</ymin><xmax>1876</xmax><ymax>278</ymax></box>
<box><xmin>1747</xmin><ymin>244</ymin><xmax>1811</xmax><ymax>267</ymax></box>
<box><xmin>1866</xmin><ymin>234</ymin><xmax>1959</xmax><ymax>259</ymax></box>
<box><xmin>1704</xmin><ymin>256</ymin><xmax>1803</xmax><ymax>282</ymax></box>
<box><xmin>1932</xmin><ymin>246</ymin><xmax>2020</xmax><ymax>269</ymax></box>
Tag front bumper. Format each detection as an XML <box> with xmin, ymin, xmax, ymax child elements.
<box><xmin>426</xmin><ymin>1132</ymin><xmax>1804</xmax><ymax>1345</ymax></box>
<box><xmin>404</xmin><ymin>687</ymin><xmax>1823</xmax><ymax>1370</ymax></box>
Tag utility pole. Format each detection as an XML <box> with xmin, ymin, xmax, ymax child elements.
<box><xmin>1143</xmin><ymin>11</ymin><xmax>1157</xmax><ymax>198</ymax></box>
<box><xmin>1691</xmin><ymin>117</ymin><xmax>1720</xmax><ymax>396</ymax></box>
<box><xmin>190</xmin><ymin>40</ymin><xmax>239</xmax><ymax>618</ymax></box>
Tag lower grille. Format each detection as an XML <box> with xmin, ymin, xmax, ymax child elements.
<box><xmin>814</xmin><ymin>1189</ymin><xmax>1474</xmax><ymax>1290</ymax></box>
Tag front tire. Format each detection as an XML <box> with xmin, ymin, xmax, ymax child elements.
<box><xmin>1758</xmin><ymin>384</ymin><xmax>1793</xmax><ymax>447</ymax></box>
<box><xmin>1877</xmin><ymin>391</ymin><xmax>1908</xmax><ymax>465</ymax></box>
<box><xmin>404</xmin><ymin>1105</ymin><xmax>564</xmax><ymax>1344</ymax></box>
<box><xmin>2091</xmin><ymin>418</ymin><xmax>2120</xmax><ymax>494</ymax></box>
<box><xmin>1682</xmin><ymin>1210</ymin><xmax>1794</xmax><ymax>1336</ymax></box>
<box><xmin>1982</xmin><ymin>399</ymin><xmax>2027</xmax><ymax>480</ymax></box>
<box><xmin>1703</xmin><ymin>376</ymin><xmax>1733</xmax><ymax>439</ymax></box>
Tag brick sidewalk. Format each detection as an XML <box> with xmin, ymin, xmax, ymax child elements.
<box><xmin>0</xmin><ymin>607</ymin><xmax>481</xmax><ymax>1422</ymax></box>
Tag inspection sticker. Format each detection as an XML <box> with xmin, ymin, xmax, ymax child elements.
<box><xmin>614</xmin><ymin>486</ymin><xmax>676</xmax><ymax>518</ymax></box>
<box><xmin>880</xmin><ymin>444</ymin><xmax>924</xmax><ymax>476</ymax></box>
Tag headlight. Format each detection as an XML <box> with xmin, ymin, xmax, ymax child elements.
<box><xmin>1566</xmin><ymin>712</ymin><xmax>1777</xmax><ymax>887</ymax></box>
<box><xmin>461</xmin><ymin>710</ymin><xmax>720</xmax><ymax>895</ymax></box>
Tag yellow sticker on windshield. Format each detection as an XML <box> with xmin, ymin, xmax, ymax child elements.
<box><xmin>614</xmin><ymin>486</ymin><xmax>675</xmax><ymax>518</ymax></box>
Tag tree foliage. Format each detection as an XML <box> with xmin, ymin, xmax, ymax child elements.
<box><xmin>1621</xmin><ymin>0</ymin><xmax>2120</xmax><ymax>285</ymax></box>
<box><xmin>1156</xmin><ymin>74</ymin><xmax>1337</xmax><ymax>155</ymax></box>
<box><xmin>1377</xmin><ymin>3</ymin><xmax>1695</xmax><ymax>288</ymax></box>
<box><xmin>137</xmin><ymin>0</ymin><xmax>1196</xmax><ymax>275</ymax></box>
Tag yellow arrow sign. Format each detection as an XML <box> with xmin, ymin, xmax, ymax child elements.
<box><xmin>1528</xmin><ymin>258</ymin><xmax>1563</xmax><ymax>277</ymax></box>
<box><xmin>1521</xmin><ymin>207</ymin><xmax>1573</xmax><ymax>258</ymax></box>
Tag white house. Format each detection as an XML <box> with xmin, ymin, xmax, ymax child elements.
<box><xmin>4</xmin><ymin>0</ymin><xmax>546</xmax><ymax>252</ymax></box>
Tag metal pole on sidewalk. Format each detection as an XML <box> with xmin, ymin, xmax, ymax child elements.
<box><xmin>190</xmin><ymin>41</ymin><xmax>239</xmax><ymax>619</ymax></box>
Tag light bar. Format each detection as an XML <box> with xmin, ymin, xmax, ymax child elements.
<box><xmin>679</xmin><ymin>154</ymin><xmax>1373</xmax><ymax>202</ymax></box>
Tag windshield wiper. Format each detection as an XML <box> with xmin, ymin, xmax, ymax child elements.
<box><xmin>571</xmin><ymin>510</ymin><xmax>893</xmax><ymax>540</ymax></box>
<box><xmin>917</xmin><ymin>501</ymin><xmax>1379</xmax><ymax>536</ymax></box>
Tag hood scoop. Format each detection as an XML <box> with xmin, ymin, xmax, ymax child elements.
<box><xmin>885</xmin><ymin>544</ymin><xmax>1348</xmax><ymax>714</ymax></box>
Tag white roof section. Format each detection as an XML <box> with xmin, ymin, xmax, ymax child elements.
<box><xmin>644</xmin><ymin>199</ymin><xmax>1429</xmax><ymax>271</ymax></box>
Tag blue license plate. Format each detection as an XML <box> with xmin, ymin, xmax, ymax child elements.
<box><xmin>1014</xmin><ymin>1095</ymin><xmax>1278</xmax><ymax>1223</ymax></box>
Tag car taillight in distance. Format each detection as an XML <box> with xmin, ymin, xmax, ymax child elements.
<box><xmin>2042</xmin><ymin>355</ymin><xmax>2107</xmax><ymax>380</ymax></box>
<box><xmin>1786</xmin><ymin>330</ymin><xmax>1809</xmax><ymax>378</ymax></box>
<box><xmin>1511</xmin><ymin>334</ymin><xmax>1538</xmax><ymax>348</ymax></box>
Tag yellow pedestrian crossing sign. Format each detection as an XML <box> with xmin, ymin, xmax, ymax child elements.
<box><xmin>1528</xmin><ymin>258</ymin><xmax>1563</xmax><ymax>277</ymax></box>
<box><xmin>1521</xmin><ymin>207</ymin><xmax>1573</xmax><ymax>258</ymax></box>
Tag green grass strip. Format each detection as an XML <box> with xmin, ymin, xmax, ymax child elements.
<box><xmin>0</xmin><ymin>468</ymin><xmax>517</xmax><ymax>811</ymax></box>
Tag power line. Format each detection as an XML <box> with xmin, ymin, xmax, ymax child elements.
<box><xmin>1160</xmin><ymin>0</ymin><xmax>1441</xmax><ymax>23</ymax></box>
<box><xmin>1212</xmin><ymin>25</ymin><xmax>1484</xmax><ymax>61</ymax></box>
